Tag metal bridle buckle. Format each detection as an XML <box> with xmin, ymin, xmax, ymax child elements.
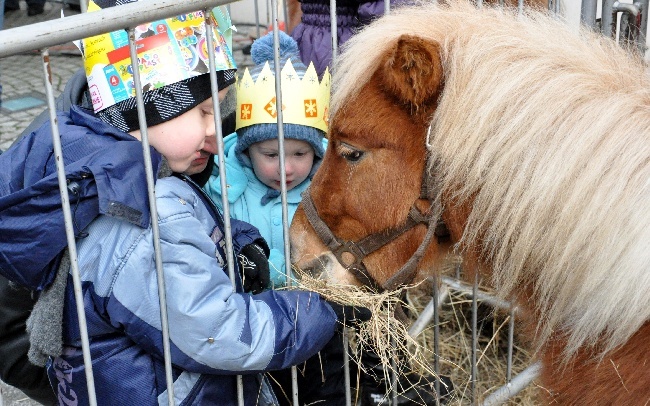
<box><xmin>333</xmin><ymin>241</ymin><xmax>365</xmax><ymax>269</ymax></box>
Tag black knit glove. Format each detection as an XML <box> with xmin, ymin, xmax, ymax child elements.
<box><xmin>237</xmin><ymin>243</ymin><xmax>270</xmax><ymax>294</ymax></box>
<box><xmin>326</xmin><ymin>300</ymin><xmax>372</xmax><ymax>330</ymax></box>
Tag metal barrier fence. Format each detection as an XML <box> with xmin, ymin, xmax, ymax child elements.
<box><xmin>0</xmin><ymin>0</ymin><xmax>646</xmax><ymax>405</ymax></box>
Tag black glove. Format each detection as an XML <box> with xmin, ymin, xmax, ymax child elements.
<box><xmin>237</xmin><ymin>243</ymin><xmax>270</xmax><ymax>294</ymax></box>
<box><xmin>326</xmin><ymin>300</ymin><xmax>372</xmax><ymax>330</ymax></box>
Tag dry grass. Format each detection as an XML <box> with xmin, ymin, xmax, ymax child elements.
<box><xmin>406</xmin><ymin>280</ymin><xmax>543</xmax><ymax>405</ymax></box>
<box><xmin>292</xmin><ymin>260</ymin><xmax>544</xmax><ymax>405</ymax></box>
<box><xmin>294</xmin><ymin>271</ymin><xmax>435</xmax><ymax>388</ymax></box>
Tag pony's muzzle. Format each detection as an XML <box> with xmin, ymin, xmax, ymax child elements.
<box><xmin>293</xmin><ymin>254</ymin><xmax>333</xmax><ymax>280</ymax></box>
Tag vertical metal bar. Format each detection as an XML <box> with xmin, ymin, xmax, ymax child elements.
<box><xmin>41</xmin><ymin>49</ymin><xmax>98</xmax><ymax>406</ymax></box>
<box><xmin>330</xmin><ymin>0</ymin><xmax>338</xmax><ymax>70</ymax></box>
<box><xmin>506</xmin><ymin>308</ymin><xmax>515</xmax><ymax>383</ymax></box>
<box><xmin>343</xmin><ymin>333</ymin><xmax>352</xmax><ymax>406</ymax></box>
<box><xmin>581</xmin><ymin>0</ymin><xmax>598</xmax><ymax>27</ymax></box>
<box><xmin>471</xmin><ymin>274</ymin><xmax>478</xmax><ymax>406</ymax></box>
<box><xmin>127</xmin><ymin>28</ymin><xmax>174</xmax><ymax>406</ymax></box>
<box><xmin>601</xmin><ymin>0</ymin><xmax>616</xmax><ymax>37</ymax></box>
<box><xmin>391</xmin><ymin>339</ymin><xmax>398</xmax><ymax>405</ymax></box>
<box><xmin>384</xmin><ymin>0</ymin><xmax>390</xmax><ymax>15</ymax></box>
<box><xmin>282</xmin><ymin>0</ymin><xmax>289</xmax><ymax>31</ymax></box>
<box><xmin>268</xmin><ymin>0</ymin><xmax>300</xmax><ymax>403</ymax></box>
<box><xmin>637</xmin><ymin>0</ymin><xmax>649</xmax><ymax>53</ymax></box>
<box><xmin>518</xmin><ymin>0</ymin><xmax>523</xmax><ymax>14</ymax></box>
<box><xmin>254</xmin><ymin>0</ymin><xmax>261</xmax><ymax>38</ymax></box>
<box><xmin>433</xmin><ymin>277</ymin><xmax>441</xmax><ymax>406</ymax></box>
<box><xmin>203</xmin><ymin>11</ymin><xmax>245</xmax><ymax>406</ymax></box>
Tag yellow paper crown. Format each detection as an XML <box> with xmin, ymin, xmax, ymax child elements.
<box><xmin>236</xmin><ymin>60</ymin><xmax>330</xmax><ymax>133</ymax></box>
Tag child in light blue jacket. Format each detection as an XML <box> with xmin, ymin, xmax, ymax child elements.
<box><xmin>204</xmin><ymin>31</ymin><xmax>328</xmax><ymax>289</ymax></box>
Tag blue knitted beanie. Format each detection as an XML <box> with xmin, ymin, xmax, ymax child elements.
<box><xmin>235</xmin><ymin>31</ymin><xmax>325</xmax><ymax>173</ymax></box>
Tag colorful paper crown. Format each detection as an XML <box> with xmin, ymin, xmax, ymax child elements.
<box><xmin>236</xmin><ymin>60</ymin><xmax>330</xmax><ymax>133</ymax></box>
<box><xmin>81</xmin><ymin>1</ymin><xmax>236</xmax><ymax>113</ymax></box>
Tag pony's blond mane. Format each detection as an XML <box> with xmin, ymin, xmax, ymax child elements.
<box><xmin>333</xmin><ymin>0</ymin><xmax>650</xmax><ymax>357</ymax></box>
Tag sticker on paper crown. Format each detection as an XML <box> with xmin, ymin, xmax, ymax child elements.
<box><xmin>82</xmin><ymin>0</ymin><xmax>236</xmax><ymax>113</ymax></box>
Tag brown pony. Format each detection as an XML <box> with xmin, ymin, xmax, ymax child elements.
<box><xmin>289</xmin><ymin>1</ymin><xmax>650</xmax><ymax>404</ymax></box>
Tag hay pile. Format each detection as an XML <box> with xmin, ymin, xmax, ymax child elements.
<box><xmin>293</xmin><ymin>261</ymin><xmax>543</xmax><ymax>405</ymax></box>
<box><xmin>295</xmin><ymin>273</ymin><xmax>436</xmax><ymax>391</ymax></box>
<box><xmin>406</xmin><ymin>282</ymin><xmax>542</xmax><ymax>405</ymax></box>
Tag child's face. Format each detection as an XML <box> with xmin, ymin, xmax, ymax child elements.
<box><xmin>130</xmin><ymin>88</ymin><xmax>228</xmax><ymax>174</ymax></box>
<box><xmin>248</xmin><ymin>138</ymin><xmax>315</xmax><ymax>191</ymax></box>
<box><xmin>186</xmin><ymin>87</ymin><xmax>230</xmax><ymax>175</ymax></box>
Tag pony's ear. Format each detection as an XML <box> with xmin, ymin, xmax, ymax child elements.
<box><xmin>380</xmin><ymin>34</ymin><xmax>443</xmax><ymax>114</ymax></box>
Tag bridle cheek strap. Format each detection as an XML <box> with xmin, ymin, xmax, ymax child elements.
<box><xmin>382</xmin><ymin>203</ymin><xmax>441</xmax><ymax>291</ymax></box>
<box><xmin>300</xmin><ymin>189</ymin><xmax>440</xmax><ymax>292</ymax></box>
<box><xmin>300</xmin><ymin>189</ymin><xmax>384</xmax><ymax>291</ymax></box>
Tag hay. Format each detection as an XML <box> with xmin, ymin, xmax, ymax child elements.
<box><xmin>293</xmin><ymin>270</ymin><xmax>437</xmax><ymax>397</ymax></box>
<box><xmin>406</xmin><ymin>281</ymin><xmax>542</xmax><ymax>405</ymax></box>
<box><xmin>291</xmin><ymin>261</ymin><xmax>543</xmax><ymax>405</ymax></box>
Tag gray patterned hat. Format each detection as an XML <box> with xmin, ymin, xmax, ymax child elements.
<box><xmin>83</xmin><ymin>0</ymin><xmax>237</xmax><ymax>132</ymax></box>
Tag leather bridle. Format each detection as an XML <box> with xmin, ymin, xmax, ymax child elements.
<box><xmin>299</xmin><ymin>154</ymin><xmax>448</xmax><ymax>292</ymax></box>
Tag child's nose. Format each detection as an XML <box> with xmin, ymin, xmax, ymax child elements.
<box><xmin>283</xmin><ymin>160</ymin><xmax>295</xmax><ymax>176</ymax></box>
<box><xmin>206</xmin><ymin>116</ymin><xmax>216</xmax><ymax>137</ymax></box>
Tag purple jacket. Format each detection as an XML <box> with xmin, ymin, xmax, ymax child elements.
<box><xmin>290</xmin><ymin>0</ymin><xmax>406</xmax><ymax>76</ymax></box>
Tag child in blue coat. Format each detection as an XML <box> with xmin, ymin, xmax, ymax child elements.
<box><xmin>0</xmin><ymin>4</ymin><xmax>369</xmax><ymax>405</ymax></box>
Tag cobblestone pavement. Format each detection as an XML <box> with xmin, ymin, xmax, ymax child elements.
<box><xmin>0</xmin><ymin>1</ymin><xmax>254</xmax><ymax>404</ymax></box>
<box><xmin>0</xmin><ymin>0</ymin><xmax>82</xmax><ymax>151</ymax></box>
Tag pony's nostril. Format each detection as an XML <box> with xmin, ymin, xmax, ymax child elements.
<box><xmin>295</xmin><ymin>255</ymin><xmax>332</xmax><ymax>280</ymax></box>
<box><xmin>318</xmin><ymin>254</ymin><xmax>331</xmax><ymax>267</ymax></box>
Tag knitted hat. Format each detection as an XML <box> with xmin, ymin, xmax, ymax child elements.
<box><xmin>82</xmin><ymin>0</ymin><xmax>237</xmax><ymax>132</ymax></box>
<box><xmin>235</xmin><ymin>31</ymin><xmax>326</xmax><ymax>172</ymax></box>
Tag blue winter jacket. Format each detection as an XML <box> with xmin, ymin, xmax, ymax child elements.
<box><xmin>204</xmin><ymin>133</ymin><xmax>328</xmax><ymax>288</ymax></box>
<box><xmin>0</xmin><ymin>105</ymin><xmax>162</xmax><ymax>290</ymax></box>
<box><xmin>0</xmin><ymin>107</ymin><xmax>338</xmax><ymax>405</ymax></box>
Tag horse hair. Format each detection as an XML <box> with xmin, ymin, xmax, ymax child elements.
<box><xmin>332</xmin><ymin>0</ymin><xmax>650</xmax><ymax>358</ymax></box>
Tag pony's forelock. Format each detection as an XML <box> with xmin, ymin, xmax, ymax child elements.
<box><xmin>334</xmin><ymin>0</ymin><xmax>650</xmax><ymax>358</ymax></box>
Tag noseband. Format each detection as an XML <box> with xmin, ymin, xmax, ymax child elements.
<box><xmin>300</xmin><ymin>158</ymin><xmax>447</xmax><ymax>292</ymax></box>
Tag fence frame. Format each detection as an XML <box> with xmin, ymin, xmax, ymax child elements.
<box><xmin>0</xmin><ymin>0</ymin><xmax>646</xmax><ymax>404</ymax></box>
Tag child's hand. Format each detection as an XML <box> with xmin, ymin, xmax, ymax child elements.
<box><xmin>237</xmin><ymin>243</ymin><xmax>270</xmax><ymax>294</ymax></box>
<box><xmin>325</xmin><ymin>300</ymin><xmax>372</xmax><ymax>331</ymax></box>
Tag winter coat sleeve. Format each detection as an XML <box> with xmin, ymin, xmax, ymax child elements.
<box><xmin>230</xmin><ymin>217</ymin><xmax>268</xmax><ymax>253</ymax></box>
<box><xmin>290</xmin><ymin>0</ymin><xmax>359</xmax><ymax>76</ymax></box>
<box><xmin>0</xmin><ymin>277</ymin><xmax>57</xmax><ymax>405</ymax></box>
<box><xmin>104</xmin><ymin>177</ymin><xmax>337</xmax><ymax>374</ymax></box>
<box><xmin>290</xmin><ymin>0</ymin><xmax>408</xmax><ymax>76</ymax></box>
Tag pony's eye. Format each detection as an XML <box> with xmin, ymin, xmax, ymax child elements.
<box><xmin>343</xmin><ymin>151</ymin><xmax>363</xmax><ymax>162</ymax></box>
<box><xmin>345</xmin><ymin>151</ymin><xmax>363</xmax><ymax>162</ymax></box>
<box><xmin>338</xmin><ymin>143</ymin><xmax>365</xmax><ymax>162</ymax></box>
